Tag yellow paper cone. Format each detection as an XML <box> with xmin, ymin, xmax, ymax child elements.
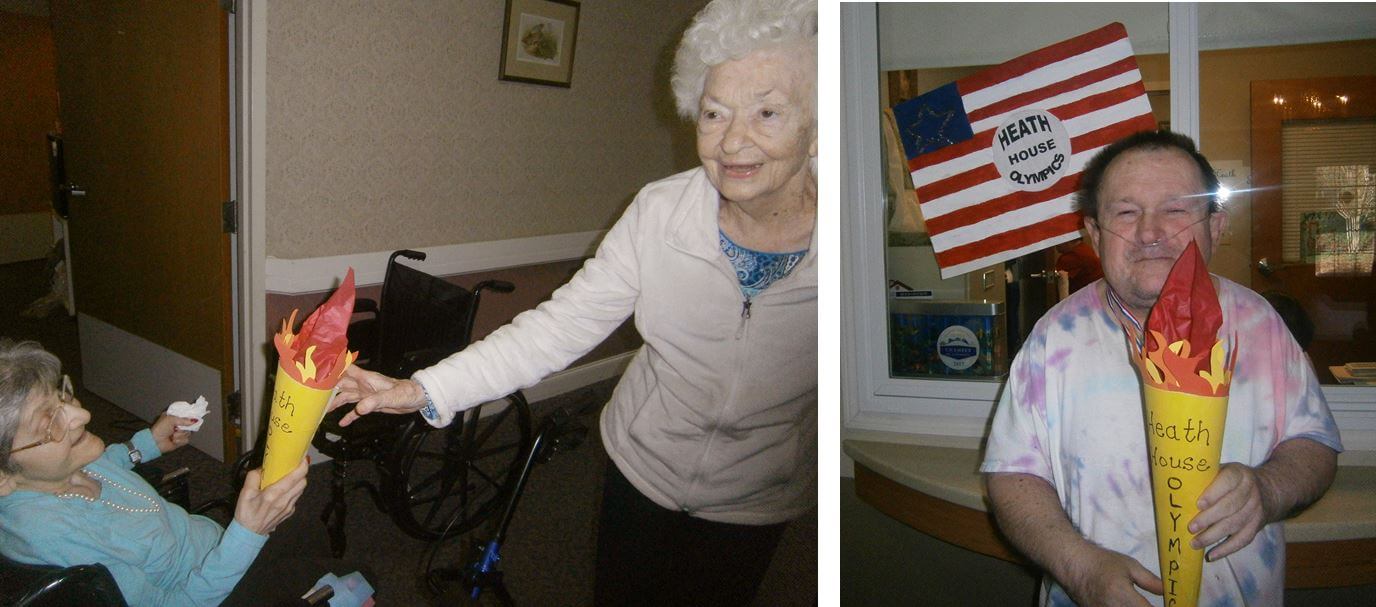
<box><xmin>1143</xmin><ymin>384</ymin><xmax>1228</xmax><ymax>607</ymax></box>
<box><xmin>260</xmin><ymin>368</ymin><xmax>335</xmax><ymax>489</ymax></box>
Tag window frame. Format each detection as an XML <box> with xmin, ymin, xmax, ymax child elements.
<box><xmin>841</xmin><ymin>3</ymin><xmax>1376</xmax><ymax>457</ymax></box>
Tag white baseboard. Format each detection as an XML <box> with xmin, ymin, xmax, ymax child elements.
<box><xmin>78</xmin><ymin>314</ymin><xmax>226</xmax><ymax>462</ymax></box>
<box><xmin>522</xmin><ymin>350</ymin><xmax>635</xmax><ymax>405</ymax></box>
<box><xmin>266</xmin><ymin>230</ymin><xmax>606</xmax><ymax>294</ymax></box>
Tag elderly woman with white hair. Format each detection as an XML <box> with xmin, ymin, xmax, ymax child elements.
<box><xmin>0</xmin><ymin>339</ymin><xmax>310</xmax><ymax>606</ymax></box>
<box><xmin>335</xmin><ymin>0</ymin><xmax>816</xmax><ymax>603</ymax></box>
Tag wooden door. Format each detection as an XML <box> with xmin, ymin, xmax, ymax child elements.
<box><xmin>1251</xmin><ymin>76</ymin><xmax>1376</xmax><ymax>380</ymax></box>
<box><xmin>50</xmin><ymin>0</ymin><xmax>236</xmax><ymax>460</ymax></box>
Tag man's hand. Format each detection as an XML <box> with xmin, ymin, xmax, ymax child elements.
<box><xmin>987</xmin><ymin>473</ymin><xmax>1162</xmax><ymax>606</ymax></box>
<box><xmin>234</xmin><ymin>460</ymin><xmax>309</xmax><ymax>535</ymax></box>
<box><xmin>1189</xmin><ymin>462</ymin><xmax>1265</xmax><ymax>560</ymax></box>
<box><xmin>332</xmin><ymin>365</ymin><xmax>426</xmax><ymax>427</ymax></box>
<box><xmin>1187</xmin><ymin>438</ymin><xmax>1339</xmax><ymax>562</ymax></box>
<box><xmin>151</xmin><ymin>413</ymin><xmax>196</xmax><ymax>453</ymax></box>
<box><xmin>1063</xmin><ymin>546</ymin><xmax>1163</xmax><ymax>607</ymax></box>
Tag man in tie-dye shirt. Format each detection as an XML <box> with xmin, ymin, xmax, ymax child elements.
<box><xmin>982</xmin><ymin>131</ymin><xmax>1341</xmax><ymax>607</ymax></box>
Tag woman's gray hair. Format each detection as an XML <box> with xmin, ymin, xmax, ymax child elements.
<box><xmin>671</xmin><ymin>0</ymin><xmax>817</xmax><ymax>121</ymax></box>
<box><xmin>0</xmin><ymin>340</ymin><xmax>62</xmax><ymax>472</ymax></box>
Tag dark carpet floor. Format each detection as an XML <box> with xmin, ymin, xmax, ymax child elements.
<box><xmin>0</xmin><ymin>259</ymin><xmax>816</xmax><ymax>606</ymax></box>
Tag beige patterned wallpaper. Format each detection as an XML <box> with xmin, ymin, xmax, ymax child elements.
<box><xmin>267</xmin><ymin>0</ymin><xmax>705</xmax><ymax>259</ymax></box>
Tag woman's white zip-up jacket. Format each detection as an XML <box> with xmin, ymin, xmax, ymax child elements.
<box><xmin>413</xmin><ymin>167</ymin><xmax>817</xmax><ymax>525</ymax></box>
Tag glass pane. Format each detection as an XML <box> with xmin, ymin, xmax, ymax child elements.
<box><xmin>1199</xmin><ymin>37</ymin><xmax>1376</xmax><ymax>385</ymax></box>
<box><xmin>1280</xmin><ymin>121</ymin><xmax>1375</xmax><ymax>268</ymax></box>
<box><xmin>877</xmin><ymin>4</ymin><xmax>1169</xmax><ymax>381</ymax></box>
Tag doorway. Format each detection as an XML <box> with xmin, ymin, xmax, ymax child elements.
<box><xmin>3</xmin><ymin>1</ymin><xmax>242</xmax><ymax>462</ymax></box>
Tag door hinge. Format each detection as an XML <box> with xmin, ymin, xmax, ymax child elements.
<box><xmin>222</xmin><ymin>199</ymin><xmax>238</xmax><ymax>234</ymax></box>
<box><xmin>220</xmin><ymin>0</ymin><xmax>237</xmax><ymax>14</ymax></box>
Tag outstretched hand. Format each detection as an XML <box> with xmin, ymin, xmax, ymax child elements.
<box><xmin>332</xmin><ymin>365</ymin><xmax>426</xmax><ymax>427</ymax></box>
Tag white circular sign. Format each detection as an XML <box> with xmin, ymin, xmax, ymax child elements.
<box><xmin>937</xmin><ymin>325</ymin><xmax>981</xmax><ymax>371</ymax></box>
<box><xmin>991</xmin><ymin>109</ymin><xmax>1072</xmax><ymax>192</ymax></box>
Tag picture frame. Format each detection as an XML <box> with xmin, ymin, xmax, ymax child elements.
<box><xmin>499</xmin><ymin>0</ymin><xmax>580</xmax><ymax>87</ymax></box>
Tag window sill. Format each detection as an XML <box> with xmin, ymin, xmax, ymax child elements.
<box><xmin>844</xmin><ymin>438</ymin><xmax>1376</xmax><ymax>588</ymax></box>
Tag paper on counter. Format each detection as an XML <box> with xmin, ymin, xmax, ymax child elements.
<box><xmin>167</xmin><ymin>396</ymin><xmax>209</xmax><ymax>432</ymax></box>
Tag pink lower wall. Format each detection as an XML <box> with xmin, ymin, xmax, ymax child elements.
<box><xmin>265</xmin><ymin>258</ymin><xmax>641</xmax><ymax>374</ymax></box>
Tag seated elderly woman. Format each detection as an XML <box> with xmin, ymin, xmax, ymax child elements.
<box><xmin>0</xmin><ymin>339</ymin><xmax>308</xmax><ymax>606</ymax></box>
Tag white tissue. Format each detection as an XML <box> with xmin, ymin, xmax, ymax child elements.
<box><xmin>167</xmin><ymin>396</ymin><xmax>209</xmax><ymax>432</ymax></box>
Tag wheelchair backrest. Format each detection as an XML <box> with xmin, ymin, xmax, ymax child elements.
<box><xmin>374</xmin><ymin>260</ymin><xmax>479</xmax><ymax>378</ymax></box>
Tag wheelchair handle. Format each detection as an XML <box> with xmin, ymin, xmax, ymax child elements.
<box><xmin>391</xmin><ymin>249</ymin><xmax>427</xmax><ymax>264</ymax></box>
<box><xmin>475</xmin><ymin>280</ymin><xmax>515</xmax><ymax>294</ymax></box>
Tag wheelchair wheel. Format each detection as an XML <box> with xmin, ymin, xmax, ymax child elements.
<box><xmin>386</xmin><ymin>392</ymin><xmax>533</xmax><ymax>540</ymax></box>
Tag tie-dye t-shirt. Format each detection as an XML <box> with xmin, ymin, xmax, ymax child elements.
<box><xmin>981</xmin><ymin>276</ymin><xmax>1342</xmax><ymax>607</ymax></box>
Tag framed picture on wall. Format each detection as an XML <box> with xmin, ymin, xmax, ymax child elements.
<box><xmin>499</xmin><ymin>0</ymin><xmax>580</xmax><ymax>87</ymax></box>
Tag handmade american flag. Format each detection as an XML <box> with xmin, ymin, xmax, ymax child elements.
<box><xmin>893</xmin><ymin>22</ymin><xmax>1157</xmax><ymax>279</ymax></box>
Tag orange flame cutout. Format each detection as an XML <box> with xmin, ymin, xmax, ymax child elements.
<box><xmin>295</xmin><ymin>345</ymin><xmax>319</xmax><ymax>383</ymax></box>
<box><xmin>1133</xmin><ymin>330</ymin><xmax>1235</xmax><ymax>397</ymax></box>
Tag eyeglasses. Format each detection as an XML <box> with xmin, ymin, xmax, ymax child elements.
<box><xmin>10</xmin><ymin>375</ymin><xmax>76</xmax><ymax>455</ymax></box>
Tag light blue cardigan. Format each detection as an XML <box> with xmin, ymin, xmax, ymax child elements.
<box><xmin>0</xmin><ymin>429</ymin><xmax>265</xmax><ymax>606</ymax></box>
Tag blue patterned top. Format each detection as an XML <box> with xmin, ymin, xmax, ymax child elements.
<box><xmin>719</xmin><ymin>230</ymin><xmax>808</xmax><ymax>299</ymax></box>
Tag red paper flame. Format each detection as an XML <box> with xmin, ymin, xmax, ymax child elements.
<box><xmin>273</xmin><ymin>268</ymin><xmax>358</xmax><ymax>389</ymax></box>
<box><xmin>1146</xmin><ymin>240</ymin><xmax>1221</xmax><ymax>359</ymax></box>
<box><xmin>1133</xmin><ymin>241</ymin><xmax>1235</xmax><ymax>396</ymax></box>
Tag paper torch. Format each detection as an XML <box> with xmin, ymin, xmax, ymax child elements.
<box><xmin>1130</xmin><ymin>240</ymin><xmax>1238</xmax><ymax>607</ymax></box>
<box><xmin>262</xmin><ymin>268</ymin><xmax>358</xmax><ymax>489</ymax></box>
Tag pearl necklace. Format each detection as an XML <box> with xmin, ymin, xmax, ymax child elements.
<box><xmin>56</xmin><ymin>469</ymin><xmax>162</xmax><ymax>514</ymax></box>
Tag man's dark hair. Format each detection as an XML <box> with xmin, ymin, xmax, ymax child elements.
<box><xmin>1075</xmin><ymin>130</ymin><xmax>1222</xmax><ymax>220</ymax></box>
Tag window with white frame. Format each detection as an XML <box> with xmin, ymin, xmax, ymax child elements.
<box><xmin>842</xmin><ymin>2</ymin><xmax>1376</xmax><ymax>456</ymax></box>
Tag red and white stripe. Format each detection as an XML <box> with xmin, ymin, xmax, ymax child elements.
<box><xmin>910</xmin><ymin>23</ymin><xmax>1157</xmax><ymax>279</ymax></box>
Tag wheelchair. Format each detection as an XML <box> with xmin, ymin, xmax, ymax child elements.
<box><xmin>296</xmin><ymin>250</ymin><xmax>533</xmax><ymax>556</ymax></box>
<box><xmin>0</xmin><ymin>554</ymin><xmax>126</xmax><ymax>607</ymax></box>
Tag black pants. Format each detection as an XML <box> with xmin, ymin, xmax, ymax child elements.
<box><xmin>594</xmin><ymin>459</ymin><xmax>787</xmax><ymax>607</ymax></box>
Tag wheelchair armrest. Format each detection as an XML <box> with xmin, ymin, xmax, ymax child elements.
<box><xmin>190</xmin><ymin>498</ymin><xmax>235</xmax><ymax>526</ymax></box>
<box><xmin>231</xmin><ymin>449</ymin><xmax>262</xmax><ymax>493</ymax></box>
<box><xmin>401</xmin><ymin>346</ymin><xmax>456</xmax><ymax>372</ymax></box>
<box><xmin>133</xmin><ymin>464</ymin><xmax>191</xmax><ymax>510</ymax></box>
<box><xmin>46</xmin><ymin>564</ymin><xmax>127</xmax><ymax>607</ymax></box>
<box><xmin>473</xmin><ymin>280</ymin><xmax>515</xmax><ymax>295</ymax></box>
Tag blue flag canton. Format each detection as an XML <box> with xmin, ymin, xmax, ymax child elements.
<box><xmin>892</xmin><ymin>82</ymin><xmax>974</xmax><ymax>161</ymax></box>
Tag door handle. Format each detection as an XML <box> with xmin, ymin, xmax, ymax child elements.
<box><xmin>59</xmin><ymin>183</ymin><xmax>86</xmax><ymax>197</ymax></box>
